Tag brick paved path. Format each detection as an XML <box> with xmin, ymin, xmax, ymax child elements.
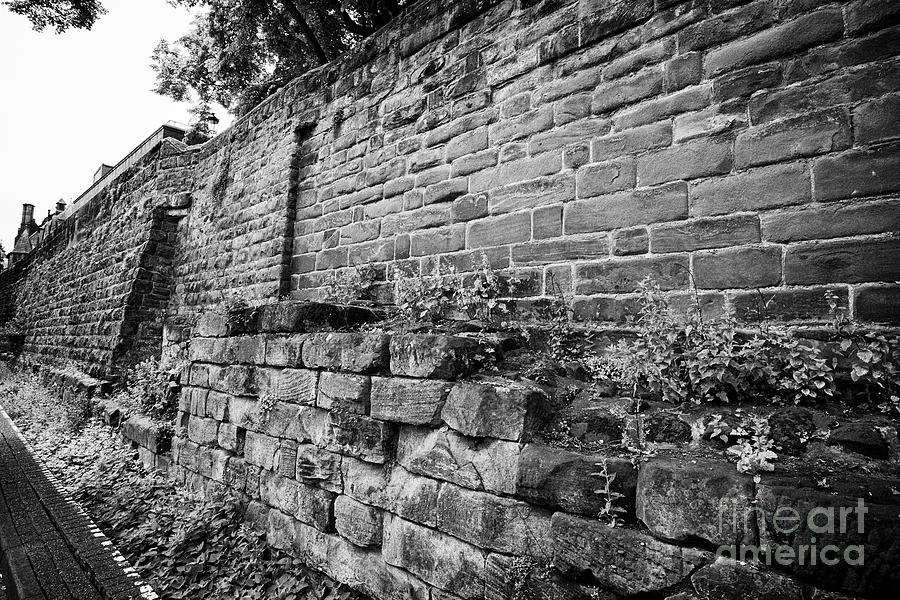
<box><xmin>0</xmin><ymin>407</ymin><xmax>155</xmax><ymax>600</ymax></box>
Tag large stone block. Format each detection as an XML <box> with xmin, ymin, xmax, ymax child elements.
<box><xmin>383</xmin><ymin>514</ymin><xmax>486</xmax><ymax>599</ymax></box>
<box><xmin>398</xmin><ymin>426</ymin><xmax>521</xmax><ymax>495</ymax></box>
<box><xmin>294</xmin><ymin>443</ymin><xmax>342</xmax><ymax>492</ymax></box>
<box><xmin>322</xmin><ymin>411</ymin><xmax>396</xmax><ymax>464</ymax></box>
<box><xmin>784</xmin><ymin>238</ymin><xmax>900</xmax><ymax>285</ymax></box>
<box><xmin>334</xmin><ymin>495</ymin><xmax>384</xmax><ymax>547</ymax></box>
<box><xmin>436</xmin><ymin>483</ymin><xmax>552</xmax><ymax>556</ymax></box>
<box><xmin>389</xmin><ymin>334</ymin><xmax>482</xmax><ymax>379</ymax></box>
<box><xmin>754</xmin><ymin>474</ymin><xmax>900</xmax><ymax>598</ymax></box>
<box><xmin>516</xmin><ymin>444</ymin><xmax>637</xmax><ymax>516</ymax></box>
<box><xmin>244</xmin><ymin>432</ymin><xmax>280</xmax><ymax>471</ymax></box>
<box><xmin>267</xmin><ymin>368</ymin><xmax>318</xmax><ymax>405</ymax></box>
<box><xmin>690</xmin><ymin>558</ymin><xmax>804</xmax><ymax>600</ymax></box>
<box><xmin>317</xmin><ymin>371</ymin><xmax>370</xmax><ymax>414</ymax></box>
<box><xmin>302</xmin><ymin>332</ymin><xmax>390</xmax><ymax>373</ymax></box>
<box><xmin>186</xmin><ymin>415</ymin><xmax>220</xmax><ymax>446</ymax></box>
<box><xmin>341</xmin><ymin>459</ymin><xmax>441</xmax><ymax>527</ymax></box>
<box><xmin>264</xmin><ymin>335</ymin><xmax>305</xmax><ymax>367</ymax></box>
<box><xmin>442</xmin><ymin>379</ymin><xmax>546</xmax><ymax>441</ymax></box>
<box><xmin>636</xmin><ymin>458</ymin><xmax>756</xmax><ymax>548</ymax></box>
<box><xmin>370</xmin><ymin>377</ymin><xmax>452</xmax><ymax>425</ymax></box>
<box><xmin>551</xmin><ymin>513</ymin><xmax>710</xmax><ymax>595</ymax></box>
<box><xmin>485</xmin><ymin>553</ymin><xmax>600</xmax><ymax>600</ymax></box>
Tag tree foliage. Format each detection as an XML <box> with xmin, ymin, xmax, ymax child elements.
<box><xmin>5</xmin><ymin>0</ymin><xmax>105</xmax><ymax>32</ymax></box>
<box><xmin>153</xmin><ymin>0</ymin><xmax>409</xmax><ymax>117</ymax></box>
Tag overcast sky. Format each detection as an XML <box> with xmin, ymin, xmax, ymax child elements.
<box><xmin>0</xmin><ymin>0</ymin><xmax>231</xmax><ymax>256</ymax></box>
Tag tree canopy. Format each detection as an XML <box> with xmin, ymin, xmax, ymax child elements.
<box><xmin>5</xmin><ymin>0</ymin><xmax>105</xmax><ymax>32</ymax></box>
<box><xmin>151</xmin><ymin>1</ymin><xmax>409</xmax><ymax>118</ymax></box>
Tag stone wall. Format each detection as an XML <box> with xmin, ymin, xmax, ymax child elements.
<box><xmin>172</xmin><ymin>300</ymin><xmax>899</xmax><ymax>599</ymax></box>
<box><xmin>2</xmin><ymin>0</ymin><xmax>898</xmax><ymax>378</ymax></box>
<box><xmin>0</xmin><ymin>139</ymin><xmax>197</xmax><ymax>377</ymax></box>
<box><xmin>283</xmin><ymin>0</ymin><xmax>900</xmax><ymax>324</ymax></box>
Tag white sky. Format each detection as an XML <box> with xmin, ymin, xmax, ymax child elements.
<box><xmin>0</xmin><ymin>0</ymin><xmax>231</xmax><ymax>255</ymax></box>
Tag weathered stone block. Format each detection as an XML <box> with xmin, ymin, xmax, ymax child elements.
<box><xmin>267</xmin><ymin>368</ymin><xmax>317</xmax><ymax>405</ymax></box>
<box><xmin>784</xmin><ymin>238</ymin><xmax>900</xmax><ymax>285</ymax></box>
<box><xmin>651</xmin><ymin>215</ymin><xmax>760</xmax><ymax>253</ymax></box>
<box><xmin>516</xmin><ymin>444</ymin><xmax>637</xmax><ymax>516</ymax></box>
<box><xmin>195</xmin><ymin>312</ymin><xmax>228</xmax><ymax>337</ymax></box>
<box><xmin>370</xmin><ymin>377</ymin><xmax>452</xmax><ymax>425</ymax></box>
<box><xmin>576</xmin><ymin>159</ymin><xmax>637</xmax><ymax>198</ymax></box>
<box><xmin>551</xmin><ymin>513</ymin><xmax>710</xmax><ymax>595</ymax></box>
<box><xmin>244</xmin><ymin>431</ymin><xmax>280</xmax><ymax>471</ymax></box>
<box><xmin>575</xmin><ymin>255</ymin><xmax>690</xmax><ymax>294</ymax></box>
<box><xmin>334</xmin><ymin>495</ymin><xmax>384</xmax><ymax>547</ymax></box>
<box><xmin>341</xmin><ymin>459</ymin><xmax>441</xmax><ymax>526</ymax></box>
<box><xmin>389</xmin><ymin>334</ymin><xmax>482</xmax><ymax>379</ymax></box>
<box><xmin>317</xmin><ymin>371</ymin><xmax>370</xmax><ymax>414</ymax></box>
<box><xmin>704</xmin><ymin>8</ymin><xmax>843</xmax><ymax>77</ymax></box>
<box><xmin>442</xmin><ymin>379</ymin><xmax>545</xmax><ymax>441</ymax></box>
<box><xmin>383</xmin><ymin>514</ymin><xmax>486</xmax><ymax>599</ymax></box>
<box><xmin>691</xmin><ymin>558</ymin><xmax>804</xmax><ymax>600</ymax></box>
<box><xmin>813</xmin><ymin>143</ymin><xmax>900</xmax><ymax>202</ymax></box>
<box><xmin>295</xmin><ymin>444</ymin><xmax>343</xmax><ymax>492</ymax></box>
<box><xmin>735</xmin><ymin>109</ymin><xmax>852</xmax><ymax>169</ymax></box>
<box><xmin>693</xmin><ymin>246</ymin><xmax>782</xmax><ymax>289</ymax></box>
<box><xmin>398</xmin><ymin>426</ymin><xmax>520</xmax><ymax>494</ymax></box>
<box><xmin>637</xmin><ymin>137</ymin><xmax>733</xmax><ymax>186</ymax></box>
<box><xmin>264</xmin><ymin>335</ymin><xmax>305</xmax><ymax>367</ymax></box>
<box><xmin>636</xmin><ymin>458</ymin><xmax>756</xmax><ymax>547</ymax></box>
<box><xmin>467</xmin><ymin>211</ymin><xmax>531</xmax><ymax>248</ymax></box>
<box><xmin>302</xmin><ymin>332</ymin><xmax>390</xmax><ymax>373</ymax></box>
<box><xmin>436</xmin><ymin>483</ymin><xmax>552</xmax><ymax>555</ymax></box>
<box><xmin>322</xmin><ymin>411</ymin><xmax>396</xmax><ymax>464</ymax></box>
<box><xmin>564</xmin><ymin>181</ymin><xmax>688</xmax><ymax>234</ymax></box>
<box><xmin>754</xmin><ymin>475</ymin><xmax>900</xmax><ymax>598</ymax></box>
<box><xmin>187</xmin><ymin>415</ymin><xmax>219</xmax><ymax>446</ymax></box>
<box><xmin>690</xmin><ymin>162</ymin><xmax>810</xmax><ymax>216</ymax></box>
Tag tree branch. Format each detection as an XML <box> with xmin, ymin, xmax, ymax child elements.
<box><xmin>280</xmin><ymin>0</ymin><xmax>329</xmax><ymax>64</ymax></box>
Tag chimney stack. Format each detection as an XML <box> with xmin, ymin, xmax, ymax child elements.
<box><xmin>55</xmin><ymin>199</ymin><xmax>67</xmax><ymax>213</ymax></box>
<box><xmin>19</xmin><ymin>203</ymin><xmax>34</xmax><ymax>234</ymax></box>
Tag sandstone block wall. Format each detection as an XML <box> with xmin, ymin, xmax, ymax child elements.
<box><xmin>285</xmin><ymin>0</ymin><xmax>900</xmax><ymax>324</ymax></box>
<box><xmin>172</xmin><ymin>300</ymin><xmax>900</xmax><ymax>599</ymax></box>
<box><xmin>0</xmin><ymin>140</ymin><xmax>197</xmax><ymax>376</ymax></box>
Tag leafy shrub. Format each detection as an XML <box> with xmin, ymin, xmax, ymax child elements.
<box><xmin>114</xmin><ymin>358</ymin><xmax>185</xmax><ymax>421</ymax></box>
<box><xmin>595</xmin><ymin>278</ymin><xmax>834</xmax><ymax>405</ymax></box>
<box><xmin>827</xmin><ymin>291</ymin><xmax>900</xmax><ymax>416</ymax></box>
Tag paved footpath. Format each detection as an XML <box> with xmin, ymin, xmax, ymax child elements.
<box><xmin>0</xmin><ymin>406</ymin><xmax>156</xmax><ymax>600</ymax></box>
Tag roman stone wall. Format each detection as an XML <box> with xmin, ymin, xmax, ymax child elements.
<box><xmin>172</xmin><ymin>300</ymin><xmax>900</xmax><ymax>599</ymax></box>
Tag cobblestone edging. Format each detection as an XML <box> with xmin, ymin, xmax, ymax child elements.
<box><xmin>0</xmin><ymin>406</ymin><xmax>157</xmax><ymax>600</ymax></box>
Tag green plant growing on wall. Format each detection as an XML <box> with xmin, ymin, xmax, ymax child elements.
<box><xmin>536</xmin><ymin>275</ymin><xmax>578</xmax><ymax>363</ymax></box>
<box><xmin>392</xmin><ymin>254</ymin><xmax>518</xmax><ymax>327</ymax></box>
<box><xmin>451</xmin><ymin>253</ymin><xmax>521</xmax><ymax>325</ymax></box>
<box><xmin>592</xmin><ymin>457</ymin><xmax>627</xmax><ymax>527</ymax></box>
<box><xmin>251</xmin><ymin>391</ymin><xmax>278</xmax><ymax>428</ymax></box>
<box><xmin>593</xmin><ymin>277</ymin><xmax>834</xmax><ymax>406</ymax></box>
<box><xmin>827</xmin><ymin>291</ymin><xmax>900</xmax><ymax>416</ymax></box>
<box><xmin>321</xmin><ymin>265</ymin><xmax>377</xmax><ymax>305</ymax></box>
<box><xmin>115</xmin><ymin>357</ymin><xmax>185</xmax><ymax>422</ymax></box>
<box><xmin>704</xmin><ymin>413</ymin><xmax>779</xmax><ymax>474</ymax></box>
